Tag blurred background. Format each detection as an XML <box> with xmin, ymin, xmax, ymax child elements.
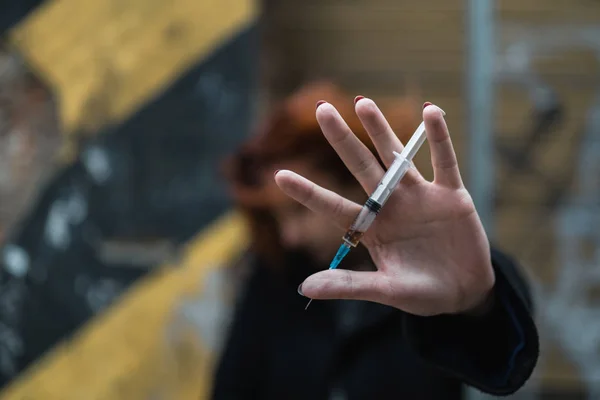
<box><xmin>0</xmin><ymin>0</ymin><xmax>599</xmax><ymax>398</ymax></box>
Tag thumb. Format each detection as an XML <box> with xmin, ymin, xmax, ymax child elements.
<box><xmin>298</xmin><ymin>269</ymin><xmax>388</xmax><ymax>304</ymax></box>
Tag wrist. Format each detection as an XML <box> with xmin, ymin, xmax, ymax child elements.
<box><xmin>463</xmin><ymin>288</ymin><xmax>496</xmax><ymax>317</ymax></box>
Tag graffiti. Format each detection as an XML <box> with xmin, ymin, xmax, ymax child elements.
<box><xmin>495</xmin><ymin>24</ymin><xmax>600</xmax><ymax>399</ymax></box>
<box><xmin>0</xmin><ymin>25</ymin><xmax>259</xmax><ymax>391</ymax></box>
<box><xmin>81</xmin><ymin>145</ymin><xmax>113</xmax><ymax>185</ymax></box>
<box><xmin>544</xmin><ymin>92</ymin><xmax>600</xmax><ymax>399</ymax></box>
<box><xmin>494</xmin><ymin>88</ymin><xmax>568</xmax><ymax>209</ymax></box>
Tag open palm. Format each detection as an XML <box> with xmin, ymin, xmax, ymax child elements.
<box><xmin>274</xmin><ymin>99</ymin><xmax>495</xmax><ymax>316</ymax></box>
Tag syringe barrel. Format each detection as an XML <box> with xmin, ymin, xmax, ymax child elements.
<box><xmin>370</xmin><ymin>153</ymin><xmax>412</xmax><ymax>206</ymax></box>
<box><xmin>342</xmin><ymin>153</ymin><xmax>412</xmax><ymax>247</ymax></box>
<box><xmin>343</xmin><ymin>199</ymin><xmax>379</xmax><ymax>246</ymax></box>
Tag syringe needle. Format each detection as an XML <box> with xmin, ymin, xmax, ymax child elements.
<box><xmin>305</xmin><ymin>299</ymin><xmax>313</xmax><ymax>310</ymax></box>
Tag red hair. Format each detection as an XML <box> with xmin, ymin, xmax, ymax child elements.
<box><xmin>224</xmin><ymin>81</ymin><xmax>420</xmax><ymax>265</ymax></box>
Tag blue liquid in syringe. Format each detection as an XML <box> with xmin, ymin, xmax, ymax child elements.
<box><xmin>306</xmin><ymin>232</ymin><xmax>360</xmax><ymax>310</ymax></box>
<box><xmin>329</xmin><ymin>243</ymin><xmax>351</xmax><ymax>269</ymax></box>
<box><xmin>329</xmin><ymin>230</ymin><xmax>364</xmax><ymax>269</ymax></box>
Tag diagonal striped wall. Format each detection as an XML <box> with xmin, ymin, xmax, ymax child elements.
<box><xmin>0</xmin><ymin>0</ymin><xmax>259</xmax><ymax>398</ymax></box>
<box><xmin>0</xmin><ymin>211</ymin><xmax>249</xmax><ymax>400</ymax></box>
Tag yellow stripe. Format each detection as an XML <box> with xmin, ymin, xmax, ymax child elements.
<box><xmin>0</xmin><ymin>211</ymin><xmax>249</xmax><ymax>400</ymax></box>
<box><xmin>9</xmin><ymin>0</ymin><xmax>257</xmax><ymax>134</ymax></box>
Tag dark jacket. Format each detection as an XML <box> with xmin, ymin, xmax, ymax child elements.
<box><xmin>211</xmin><ymin>247</ymin><xmax>539</xmax><ymax>400</ymax></box>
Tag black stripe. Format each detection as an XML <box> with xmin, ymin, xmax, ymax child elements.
<box><xmin>0</xmin><ymin>0</ymin><xmax>47</xmax><ymax>35</ymax></box>
<box><xmin>365</xmin><ymin>198</ymin><xmax>382</xmax><ymax>214</ymax></box>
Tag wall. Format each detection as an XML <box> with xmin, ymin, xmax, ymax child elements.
<box><xmin>0</xmin><ymin>0</ymin><xmax>260</xmax><ymax>397</ymax></box>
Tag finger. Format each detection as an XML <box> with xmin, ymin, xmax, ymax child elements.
<box><xmin>275</xmin><ymin>169</ymin><xmax>360</xmax><ymax>229</ymax></box>
<box><xmin>316</xmin><ymin>102</ymin><xmax>384</xmax><ymax>193</ymax></box>
<box><xmin>299</xmin><ymin>269</ymin><xmax>393</xmax><ymax>305</ymax></box>
<box><xmin>355</xmin><ymin>98</ymin><xmax>423</xmax><ymax>185</ymax></box>
<box><xmin>423</xmin><ymin>104</ymin><xmax>463</xmax><ymax>188</ymax></box>
<box><xmin>354</xmin><ymin>98</ymin><xmax>404</xmax><ymax>166</ymax></box>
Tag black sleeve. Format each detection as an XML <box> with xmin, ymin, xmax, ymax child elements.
<box><xmin>402</xmin><ymin>246</ymin><xmax>539</xmax><ymax>396</ymax></box>
<box><xmin>211</xmin><ymin>264</ymin><xmax>271</xmax><ymax>400</ymax></box>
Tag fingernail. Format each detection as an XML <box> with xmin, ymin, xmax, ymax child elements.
<box><xmin>316</xmin><ymin>100</ymin><xmax>326</xmax><ymax>110</ymax></box>
<box><xmin>423</xmin><ymin>102</ymin><xmax>446</xmax><ymax>116</ymax></box>
<box><xmin>354</xmin><ymin>95</ymin><xmax>365</xmax><ymax>105</ymax></box>
<box><xmin>274</xmin><ymin>169</ymin><xmax>280</xmax><ymax>178</ymax></box>
<box><xmin>297</xmin><ymin>283</ymin><xmax>305</xmax><ymax>297</ymax></box>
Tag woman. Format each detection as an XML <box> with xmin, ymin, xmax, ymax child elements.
<box><xmin>212</xmin><ymin>82</ymin><xmax>538</xmax><ymax>399</ymax></box>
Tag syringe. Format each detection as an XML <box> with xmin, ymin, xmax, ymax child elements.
<box><xmin>305</xmin><ymin>120</ymin><xmax>430</xmax><ymax>310</ymax></box>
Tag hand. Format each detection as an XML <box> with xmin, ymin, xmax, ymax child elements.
<box><xmin>274</xmin><ymin>99</ymin><xmax>495</xmax><ymax>316</ymax></box>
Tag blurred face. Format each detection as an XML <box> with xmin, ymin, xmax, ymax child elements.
<box><xmin>260</xmin><ymin>158</ymin><xmax>366</xmax><ymax>265</ymax></box>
